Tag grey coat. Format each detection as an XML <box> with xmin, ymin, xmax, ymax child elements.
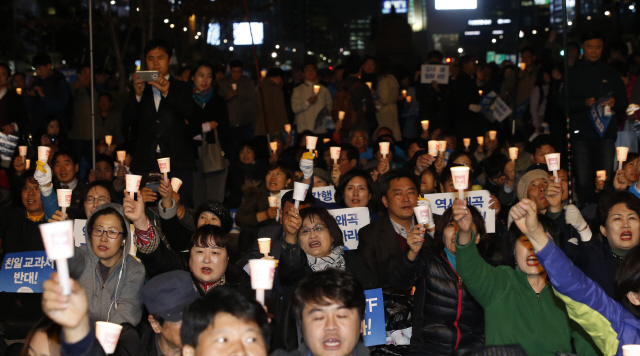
<box><xmin>69</xmin><ymin>203</ymin><xmax>145</xmax><ymax>326</ymax></box>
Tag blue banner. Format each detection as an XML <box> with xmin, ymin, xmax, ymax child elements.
<box><xmin>589</xmin><ymin>95</ymin><xmax>612</xmax><ymax>138</ymax></box>
<box><xmin>0</xmin><ymin>251</ymin><xmax>55</xmax><ymax>293</ymax></box>
<box><xmin>363</xmin><ymin>289</ymin><xmax>386</xmax><ymax>347</ymax></box>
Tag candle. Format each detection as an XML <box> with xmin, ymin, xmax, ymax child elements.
<box><xmin>509</xmin><ymin>147</ymin><xmax>519</xmax><ymax>161</ymax></box>
<box><xmin>406</xmin><ymin>96</ymin><xmax>412</xmax><ymax>103</ymax></box>
<box><xmin>313</xmin><ymin>85</ymin><xmax>320</xmax><ymax>94</ymax></box>
<box><xmin>366</xmin><ymin>82</ymin><xmax>372</xmax><ymax>90</ymax></box>
<box><xmin>421</xmin><ymin>120</ymin><xmax>429</xmax><ymax>131</ymax></box>
<box><xmin>401</xmin><ymin>89</ymin><xmax>407</xmax><ymax>98</ymax></box>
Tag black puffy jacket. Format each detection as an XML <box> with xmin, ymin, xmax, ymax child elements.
<box><xmin>391</xmin><ymin>247</ymin><xmax>485</xmax><ymax>356</ymax></box>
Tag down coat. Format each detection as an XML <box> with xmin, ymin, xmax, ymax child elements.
<box><xmin>391</xmin><ymin>247</ymin><xmax>484</xmax><ymax>356</ymax></box>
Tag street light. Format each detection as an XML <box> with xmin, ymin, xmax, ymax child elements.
<box><xmin>275</xmin><ymin>45</ymin><xmax>280</xmax><ymax>49</ymax></box>
<box><xmin>458</xmin><ymin>48</ymin><xmax>463</xmax><ymax>53</ymax></box>
<box><xmin>492</xmin><ymin>38</ymin><xmax>497</xmax><ymax>43</ymax></box>
<box><xmin>164</xmin><ymin>19</ymin><xmax>169</xmax><ymax>23</ymax></box>
<box><xmin>532</xmin><ymin>30</ymin><xmax>537</xmax><ymax>34</ymax></box>
<box><xmin>229</xmin><ymin>46</ymin><xmax>234</xmax><ymax>51</ymax></box>
<box><xmin>605</xmin><ymin>10</ymin><xmax>611</xmax><ymax>16</ymax></box>
<box><xmin>271</xmin><ymin>52</ymin><xmax>277</xmax><ymax>58</ymax></box>
<box><xmin>183</xmin><ymin>27</ymin><xmax>187</xmax><ymax>32</ymax></box>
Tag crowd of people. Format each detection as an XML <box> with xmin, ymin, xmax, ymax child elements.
<box><xmin>1</xmin><ymin>29</ymin><xmax>640</xmax><ymax>356</ymax></box>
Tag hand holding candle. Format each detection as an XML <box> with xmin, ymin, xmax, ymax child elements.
<box><xmin>39</xmin><ymin>220</ymin><xmax>75</xmax><ymax>295</ymax></box>
<box><xmin>338</xmin><ymin>111</ymin><xmax>345</xmax><ymax>120</ymax></box>
<box><xmin>157</xmin><ymin>158</ymin><xmax>171</xmax><ymax>184</ymax></box>
<box><xmin>617</xmin><ymin>147</ymin><xmax>629</xmax><ymax>171</ymax></box>
<box><xmin>19</xmin><ymin>146</ymin><xmax>27</xmax><ymax>157</ymax></box>
<box><xmin>450</xmin><ymin>166</ymin><xmax>470</xmax><ymax>201</ymax></box>
<box><xmin>596</xmin><ymin>170</ymin><xmax>607</xmax><ymax>181</ymax></box>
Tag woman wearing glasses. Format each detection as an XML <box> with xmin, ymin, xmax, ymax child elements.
<box><xmin>44</xmin><ymin>180</ymin><xmax>118</xmax><ymax>221</ymax></box>
<box><xmin>66</xmin><ymin>203</ymin><xmax>145</xmax><ymax>326</ymax></box>
<box><xmin>276</xmin><ymin>206</ymin><xmax>375</xmax><ymax>349</ymax></box>
<box><xmin>279</xmin><ymin>206</ymin><xmax>376</xmax><ymax>288</ymax></box>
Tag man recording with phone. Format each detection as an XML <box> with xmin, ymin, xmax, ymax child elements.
<box><xmin>124</xmin><ymin>39</ymin><xmax>195</xmax><ymax>208</ymax></box>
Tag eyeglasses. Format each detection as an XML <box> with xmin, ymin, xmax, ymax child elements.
<box><xmin>299</xmin><ymin>224</ymin><xmax>327</xmax><ymax>237</ymax></box>
<box><xmin>91</xmin><ymin>227</ymin><xmax>123</xmax><ymax>239</ymax></box>
<box><xmin>85</xmin><ymin>196</ymin><xmax>111</xmax><ymax>204</ymax></box>
<box><xmin>22</xmin><ymin>186</ymin><xmax>40</xmax><ymax>192</ymax></box>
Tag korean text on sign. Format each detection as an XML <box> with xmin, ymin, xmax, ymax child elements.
<box><xmin>312</xmin><ymin>186</ymin><xmax>336</xmax><ymax>203</ymax></box>
<box><xmin>0</xmin><ymin>251</ymin><xmax>55</xmax><ymax>293</ymax></box>
<box><xmin>421</xmin><ymin>64</ymin><xmax>450</xmax><ymax>85</ymax></box>
<box><xmin>363</xmin><ymin>289</ymin><xmax>386</xmax><ymax>347</ymax></box>
<box><xmin>328</xmin><ymin>207</ymin><xmax>370</xmax><ymax>250</ymax></box>
<box><xmin>425</xmin><ymin>190</ymin><xmax>496</xmax><ymax>233</ymax></box>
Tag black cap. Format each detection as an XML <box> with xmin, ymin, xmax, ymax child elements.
<box><xmin>194</xmin><ymin>201</ymin><xmax>233</xmax><ymax>234</ymax></box>
<box><xmin>142</xmin><ymin>271</ymin><xmax>200</xmax><ymax>322</ymax></box>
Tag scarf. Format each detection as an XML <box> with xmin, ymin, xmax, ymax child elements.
<box><xmin>307</xmin><ymin>246</ymin><xmax>346</xmax><ymax>272</ymax></box>
<box><xmin>192</xmin><ymin>85</ymin><xmax>214</xmax><ymax>108</ymax></box>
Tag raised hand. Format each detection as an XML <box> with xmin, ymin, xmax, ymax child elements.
<box><xmin>452</xmin><ymin>198</ymin><xmax>473</xmax><ymax>233</ymax></box>
<box><xmin>545</xmin><ymin>176</ymin><xmax>563</xmax><ymax>212</ymax></box>
<box><xmin>123</xmin><ymin>192</ymin><xmax>147</xmax><ymax>230</ymax></box>
<box><xmin>283</xmin><ymin>207</ymin><xmax>302</xmax><ymax>244</ymax></box>
<box><xmin>42</xmin><ymin>273</ymin><xmax>90</xmax><ymax>344</ymax></box>
<box><xmin>48</xmin><ymin>210</ymin><xmax>67</xmax><ymax>223</ymax></box>
<box><xmin>406</xmin><ymin>224</ymin><xmax>426</xmax><ymax>261</ymax></box>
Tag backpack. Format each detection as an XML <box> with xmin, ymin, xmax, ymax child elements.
<box><xmin>331</xmin><ymin>81</ymin><xmax>361</xmax><ymax>131</ymax></box>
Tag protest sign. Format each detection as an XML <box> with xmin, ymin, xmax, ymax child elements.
<box><xmin>421</xmin><ymin>64</ymin><xmax>449</xmax><ymax>84</ymax></box>
<box><xmin>424</xmin><ymin>190</ymin><xmax>496</xmax><ymax>232</ymax></box>
<box><xmin>312</xmin><ymin>186</ymin><xmax>336</xmax><ymax>203</ymax></box>
<box><xmin>328</xmin><ymin>207</ymin><xmax>370</xmax><ymax>250</ymax></box>
<box><xmin>589</xmin><ymin>95</ymin><xmax>613</xmax><ymax>138</ymax></box>
<box><xmin>73</xmin><ymin>219</ymin><xmax>87</xmax><ymax>246</ymax></box>
<box><xmin>363</xmin><ymin>289</ymin><xmax>386</xmax><ymax>347</ymax></box>
<box><xmin>0</xmin><ymin>252</ymin><xmax>55</xmax><ymax>293</ymax></box>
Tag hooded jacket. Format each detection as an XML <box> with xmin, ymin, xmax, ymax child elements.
<box><xmin>68</xmin><ymin>203</ymin><xmax>145</xmax><ymax>326</ymax></box>
<box><xmin>537</xmin><ymin>241</ymin><xmax>640</xmax><ymax>356</ymax></box>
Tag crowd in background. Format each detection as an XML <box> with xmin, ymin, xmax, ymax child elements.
<box><xmin>1</xmin><ymin>28</ymin><xmax>640</xmax><ymax>356</ymax></box>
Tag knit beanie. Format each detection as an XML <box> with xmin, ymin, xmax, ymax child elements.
<box><xmin>194</xmin><ymin>201</ymin><xmax>234</xmax><ymax>234</ymax></box>
<box><xmin>517</xmin><ymin>169</ymin><xmax>550</xmax><ymax>201</ymax></box>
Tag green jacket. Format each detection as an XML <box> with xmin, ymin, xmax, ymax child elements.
<box><xmin>455</xmin><ymin>233</ymin><xmax>600</xmax><ymax>356</ymax></box>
